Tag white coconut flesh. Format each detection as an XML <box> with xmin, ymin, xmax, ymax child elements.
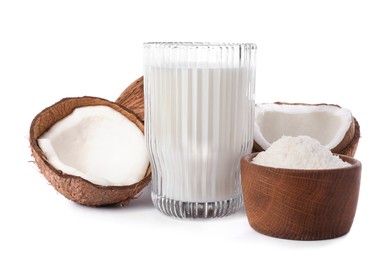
<box><xmin>38</xmin><ymin>105</ymin><xmax>149</xmax><ymax>186</ymax></box>
<box><xmin>254</xmin><ymin>103</ymin><xmax>353</xmax><ymax>150</ymax></box>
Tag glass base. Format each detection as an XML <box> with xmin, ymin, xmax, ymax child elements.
<box><xmin>151</xmin><ymin>192</ymin><xmax>243</xmax><ymax>219</ymax></box>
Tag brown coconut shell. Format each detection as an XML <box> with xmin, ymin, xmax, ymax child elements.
<box><xmin>241</xmin><ymin>153</ymin><xmax>362</xmax><ymax>240</ymax></box>
<box><xmin>253</xmin><ymin>102</ymin><xmax>361</xmax><ymax>157</ymax></box>
<box><xmin>116</xmin><ymin>76</ymin><xmax>145</xmax><ymax>122</ymax></box>
<box><xmin>29</xmin><ymin>96</ymin><xmax>151</xmax><ymax>207</ymax></box>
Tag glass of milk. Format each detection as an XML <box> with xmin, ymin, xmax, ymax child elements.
<box><xmin>144</xmin><ymin>42</ymin><xmax>256</xmax><ymax>218</ymax></box>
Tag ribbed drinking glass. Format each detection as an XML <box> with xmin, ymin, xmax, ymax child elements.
<box><xmin>144</xmin><ymin>42</ymin><xmax>256</xmax><ymax>218</ymax></box>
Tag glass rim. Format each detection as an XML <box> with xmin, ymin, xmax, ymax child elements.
<box><xmin>144</xmin><ymin>42</ymin><xmax>257</xmax><ymax>48</ymax></box>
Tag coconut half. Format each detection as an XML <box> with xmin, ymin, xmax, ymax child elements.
<box><xmin>253</xmin><ymin>102</ymin><xmax>360</xmax><ymax>157</ymax></box>
<box><xmin>116</xmin><ymin>76</ymin><xmax>145</xmax><ymax>122</ymax></box>
<box><xmin>30</xmin><ymin>96</ymin><xmax>151</xmax><ymax>206</ymax></box>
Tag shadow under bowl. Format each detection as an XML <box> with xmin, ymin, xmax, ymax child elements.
<box><xmin>240</xmin><ymin>153</ymin><xmax>361</xmax><ymax>240</ymax></box>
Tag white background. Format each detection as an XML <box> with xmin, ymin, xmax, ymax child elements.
<box><xmin>1</xmin><ymin>0</ymin><xmax>389</xmax><ymax>259</ymax></box>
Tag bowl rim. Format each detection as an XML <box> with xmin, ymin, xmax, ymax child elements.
<box><xmin>241</xmin><ymin>152</ymin><xmax>361</xmax><ymax>173</ymax></box>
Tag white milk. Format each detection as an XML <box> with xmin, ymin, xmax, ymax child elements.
<box><xmin>145</xmin><ymin>66</ymin><xmax>254</xmax><ymax>202</ymax></box>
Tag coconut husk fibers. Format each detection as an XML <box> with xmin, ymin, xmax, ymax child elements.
<box><xmin>252</xmin><ymin>102</ymin><xmax>361</xmax><ymax>157</ymax></box>
<box><xmin>30</xmin><ymin>96</ymin><xmax>151</xmax><ymax>206</ymax></box>
<box><xmin>116</xmin><ymin>76</ymin><xmax>145</xmax><ymax>122</ymax></box>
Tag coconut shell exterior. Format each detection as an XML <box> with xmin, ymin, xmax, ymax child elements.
<box><xmin>253</xmin><ymin>102</ymin><xmax>361</xmax><ymax>157</ymax></box>
<box><xmin>30</xmin><ymin>96</ymin><xmax>151</xmax><ymax>207</ymax></box>
<box><xmin>116</xmin><ymin>76</ymin><xmax>145</xmax><ymax>122</ymax></box>
<box><xmin>241</xmin><ymin>153</ymin><xmax>361</xmax><ymax>240</ymax></box>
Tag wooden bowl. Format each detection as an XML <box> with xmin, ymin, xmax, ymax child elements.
<box><xmin>240</xmin><ymin>153</ymin><xmax>361</xmax><ymax>240</ymax></box>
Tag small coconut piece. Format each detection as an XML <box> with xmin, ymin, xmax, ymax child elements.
<box><xmin>253</xmin><ymin>102</ymin><xmax>360</xmax><ymax>157</ymax></box>
<box><xmin>30</xmin><ymin>96</ymin><xmax>151</xmax><ymax>206</ymax></box>
<box><xmin>116</xmin><ymin>76</ymin><xmax>145</xmax><ymax>122</ymax></box>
